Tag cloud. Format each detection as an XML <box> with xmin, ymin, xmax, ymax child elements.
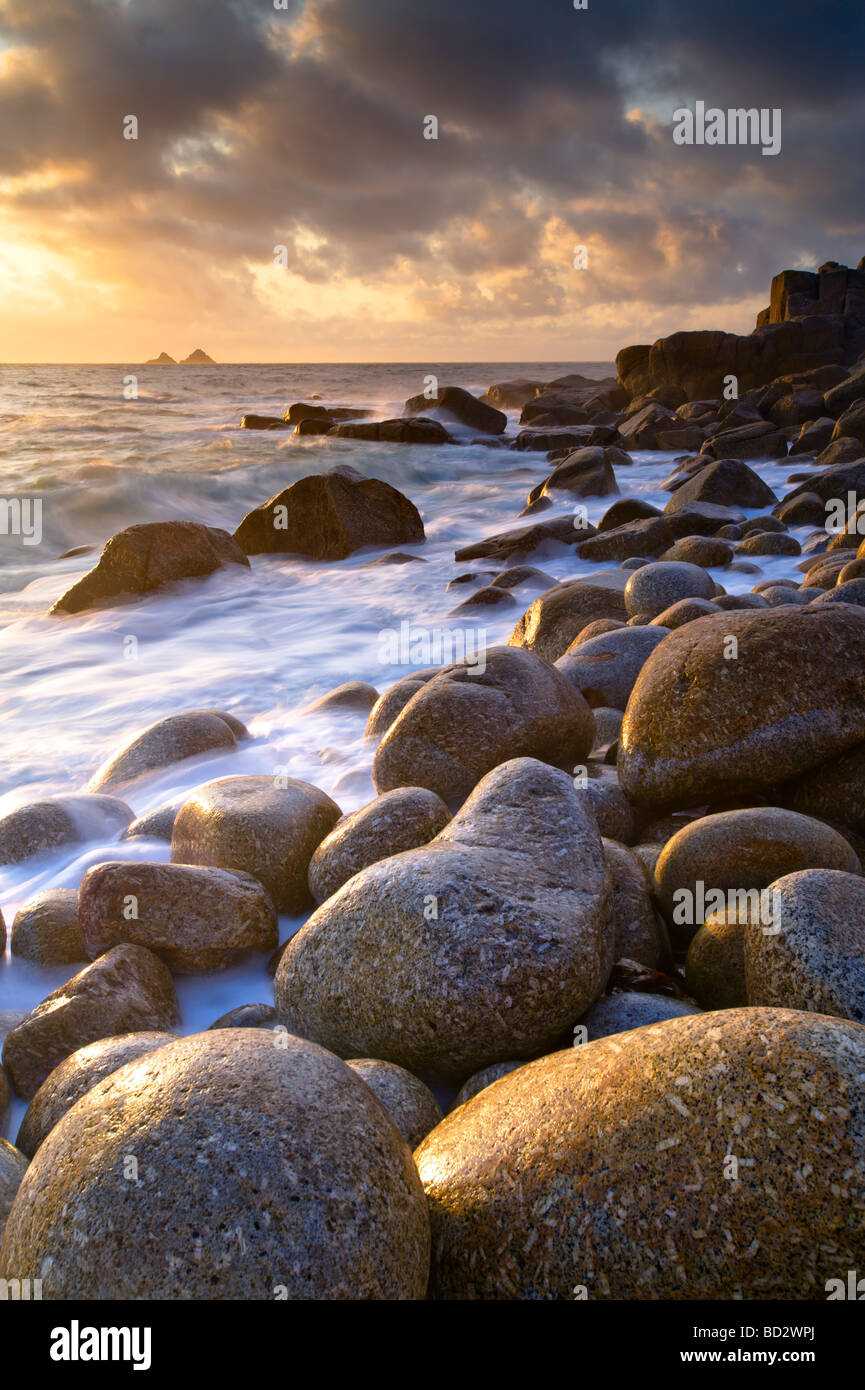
<box><xmin>0</xmin><ymin>0</ymin><xmax>863</xmax><ymax>360</ymax></box>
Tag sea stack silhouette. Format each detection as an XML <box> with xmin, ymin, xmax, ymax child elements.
<box><xmin>181</xmin><ymin>348</ymin><xmax>216</xmax><ymax>365</ymax></box>
<box><xmin>144</xmin><ymin>351</ymin><xmax>177</xmax><ymax>364</ymax></box>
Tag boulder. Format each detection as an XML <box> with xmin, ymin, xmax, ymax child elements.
<box><xmin>664</xmin><ymin>459</ymin><xmax>778</xmax><ymax>514</ymax></box>
<box><xmin>51</xmin><ymin>522</ymin><xmax>249</xmax><ymax>615</ymax></box>
<box><xmin>651</xmin><ymin>597</ymin><xmax>720</xmax><ymax>629</ymax></box>
<box><xmin>745</xmin><ymin>869</ymin><xmax>865</xmax><ymax>1022</ymax></box>
<box><xmin>602</xmin><ymin>840</ymin><xmax>668</xmax><ymax>968</ymax></box>
<box><xmin>170</xmin><ymin>776</ymin><xmax>341</xmax><ymax>913</ymax></box>
<box><xmin>416</xmin><ymin>1008</ymin><xmax>865</xmax><ymax>1298</ymax></box>
<box><xmin>453</xmin><ymin>1061</ymin><xmax>524</xmax><ymax>1108</ymax></box>
<box><xmin>404</xmin><ymin>385</ymin><xmax>506</xmax><ymax>435</ymax></box>
<box><xmin>10</xmin><ymin>889</ymin><xmax>85</xmax><ymax>965</ymax></box>
<box><xmin>233</xmin><ymin>466</ymin><xmax>425</xmax><ymax>560</ymax></box>
<box><xmin>78</xmin><ymin>862</ymin><xmax>278</xmax><ymax>973</ymax></box>
<box><xmin>330</xmin><ymin>418</ymin><xmax>452</xmax><ymax>445</ymax></box>
<box><xmin>555</xmin><ymin>625</ymin><xmax>669</xmax><ymax>710</ymax></box>
<box><xmin>89</xmin><ymin>710</ymin><xmax>241</xmax><ymax>792</ymax></box>
<box><xmin>618</xmin><ymin>605</ymin><xmax>865</xmax><ymax>811</ymax></box>
<box><xmin>366</xmin><ymin>669</ymin><xmax>440</xmax><ymax>738</ymax></box>
<box><xmin>578</xmin><ymin>990</ymin><xmax>698</xmax><ymax>1040</ymax></box>
<box><xmin>779</xmin><ymin>739</ymin><xmax>865</xmax><ymax>832</ymax></box>
<box><xmin>346</xmin><ymin>1059</ymin><xmax>443</xmax><ymax>1148</ymax></box>
<box><xmin>274</xmin><ymin>759</ymin><xmax>613</xmax><ymax>1080</ymax></box>
<box><xmin>0</xmin><ymin>793</ymin><xmax>133</xmax><ymax>866</ymax></box>
<box><xmin>660</xmin><ymin>535</ymin><xmax>733</xmax><ymax>567</ymax></box>
<box><xmin>309</xmin><ymin>787</ymin><xmax>451</xmax><ymax>903</ymax></box>
<box><xmin>508</xmin><ymin>576</ymin><xmax>628</xmax><ymax>661</ymax></box>
<box><xmin>623</xmin><ymin>562</ymin><xmax>715</xmax><ymax>619</ymax></box>
<box><xmin>578</xmin><ymin>516</ymin><xmax>674</xmax><ymax>563</ymax></box>
<box><xmin>655</xmin><ymin>808</ymin><xmax>859</xmax><ymax>930</ymax></box>
<box><xmin>372</xmin><ymin>647</ymin><xmax>595</xmax><ymax>802</ymax></box>
<box><xmin>480</xmin><ymin>380</ymin><xmax>546</xmax><ymax>410</ymax></box>
<box><xmin>303</xmin><ymin>681</ymin><xmax>379</xmax><ymax>715</ymax></box>
<box><xmin>685</xmin><ymin>909</ymin><xmax>748</xmax><ymax>1010</ymax></box>
<box><xmin>0</xmin><ymin>1142</ymin><xmax>28</xmax><ymax>1243</ymax></box>
<box><xmin>15</xmin><ymin>1032</ymin><xmax>178</xmax><ymax>1157</ymax></box>
<box><xmin>454</xmin><ymin>516</ymin><xmax>591</xmax><ymax>564</ymax></box>
<box><xmin>736</xmin><ymin>531</ymin><xmax>801</xmax><ymax>557</ymax></box>
<box><xmin>0</xmin><ymin>1031</ymin><xmax>430</xmax><ymax>1299</ymax></box>
<box><xmin>699</xmin><ymin>421</ymin><xmax>788</xmax><ymax>461</ymax></box>
<box><xmin>525</xmin><ymin>447</ymin><xmax>619</xmax><ymax>504</ymax></box>
<box><xmin>1</xmin><ymin>945</ymin><xmax>179</xmax><ymax>1099</ymax></box>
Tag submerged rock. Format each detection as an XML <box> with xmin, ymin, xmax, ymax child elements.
<box><xmin>0</xmin><ymin>793</ymin><xmax>133</xmax><ymax>866</ymax></box>
<box><xmin>89</xmin><ymin>710</ymin><xmax>242</xmax><ymax>793</ymax></box>
<box><xmin>234</xmin><ymin>465</ymin><xmax>425</xmax><ymax>560</ymax></box>
<box><xmin>1</xmin><ymin>945</ymin><xmax>179</xmax><ymax>1099</ymax></box>
<box><xmin>51</xmin><ymin>521</ymin><xmax>249</xmax><ymax>615</ymax></box>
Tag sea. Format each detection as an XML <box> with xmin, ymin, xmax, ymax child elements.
<box><xmin>0</xmin><ymin>360</ymin><xmax>809</xmax><ymax>1133</ymax></box>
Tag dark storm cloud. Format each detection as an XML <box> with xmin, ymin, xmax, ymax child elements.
<box><xmin>1</xmin><ymin>0</ymin><xmax>863</xmax><ymax>326</ymax></box>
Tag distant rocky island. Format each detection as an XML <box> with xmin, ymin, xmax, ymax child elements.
<box><xmin>144</xmin><ymin>349</ymin><xmax>216</xmax><ymax>365</ymax></box>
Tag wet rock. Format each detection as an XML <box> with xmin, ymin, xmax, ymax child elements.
<box><xmin>508</xmin><ymin>575</ymin><xmax>628</xmax><ymax>661</ymax></box>
<box><xmin>660</xmin><ymin>535</ymin><xmax>733</xmax><ymax>567</ymax></box>
<box><xmin>0</xmin><ymin>793</ymin><xmax>134</xmax><ymax>866</ymax></box>
<box><xmin>122</xmin><ymin>802</ymin><xmax>182</xmax><ymax>842</ymax></box>
<box><xmin>171</xmin><ymin>775</ymin><xmax>341</xmax><ymax>913</ymax></box>
<box><xmin>449</xmin><ymin>584</ymin><xmax>516</xmax><ymax>612</ymax></box>
<box><xmin>664</xmin><ymin>459</ymin><xmax>778</xmax><ymax>514</ymax></box>
<box><xmin>779</xmin><ymin>739</ymin><xmax>865</xmax><ymax>832</ymax></box>
<box><xmin>89</xmin><ymin>710</ymin><xmax>240</xmax><ymax>793</ymax></box>
<box><xmin>210</xmin><ymin>1004</ymin><xmax>278</xmax><ymax>1032</ymax></box>
<box><xmin>309</xmin><ymin>787</ymin><xmax>450</xmax><ymax>904</ymax></box>
<box><xmin>578</xmin><ymin>516</ymin><xmax>674</xmax><ymax>562</ymax></box>
<box><xmin>526</xmin><ymin>447</ymin><xmax>620</xmax><ymax>505</ymax></box>
<box><xmin>240</xmin><ymin>413</ymin><xmax>289</xmax><ymax>430</ymax></box>
<box><xmin>775</xmin><ymin>491</ymin><xmax>826</xmax><ymax>527</ymax></box>
<box><xmin>556</xmin><ymin>625</ymin><xmax>669</xmax><ymax>710</ymax></box>
<box><xmin>234</xmin><ymin>465</ymin><xmax>425</xmax><ymax>559</ymax></box>
<box><xmin>686</xmin><ymin>908</ymin><xmax>748</xmax><ymax>1010</ymax></box>
<box><xmin>745</xmin><ymin>869</ymin><xmax>865</xmax><ymax>1022</ymax></box>
<box><xmin>481</xmin><ymin>380</ymin><xmax>546</xmax><ymax>410</ymax></box>
<box><xmin>51</xmin><ymin>522</ymin><xmax>249</xmax><ymax>615</ymax></box>
<box><xmin>79</xmin><ymin>862</ymin><xmax>278</xmax><ymax>973</ymax></box>
<box><xmin>361</xmin><ymin>551</ymin><xmax>427</xmax><ymax>566</ymax></box>
<box><xmin>332</xmin><ymin>417</ymin><xmax>452</xmax><ymax>445</ymax></box>
<box><xmin>275</xmin><ymin>759</ymin><xmax>613</xmax><ymax>1080</ymax></box>
<box><xmin>415</xmin><ymin>1007</ymin><xmax>865</xmax><ymax>1298</ymax></box>
<box><xmin>736</xmin><ymin>531</ymin><xmax>801</xmax><ymax>557</ymax></box>
<box><xmin>700</xmin><ymin>421</ymin><xmax>788</xmax><ymax>461</ymax></box>
<box><xmin>810</xmin><ymin>576</ymin><xmax>865</xmax><ymax>606</ymax></box>
<box><xmin>650</xmin><ymin>596</ymin><xmax>720</xmax><ymax>628</ymax></box>
<box><xmin>490</xmin><ymin>565</ymin><xmax>555</xmax><ymax>591</ymax></box>
<box><xmin>1</xmin><ymin>945</ymin><xmax>179</xmax><ymax>1099</ymax></box>
<box><xmin>303</xmin><ymin>681</ymin><xmax>380</xmax><ymax>714</ymax></box>
<box><xmin>598</xmin><ymin>498</ymin><xmax>662</xmax><ymax>531</ymax></box>
<box><xmin>1</xmin><ymin>1030</ymin><xmax>430</xmax><ymax>1299</ymax></box>
<box><xmin>624</xmin><ymin>561</ymin><xmax>715</xmax><ymax>620</ymax></box>
<box><xmin>15</xmin><ymin>1032</ymin><xmax>178</xmax><ymax>1157</ymax></box>
<box><xmin>618</xmin><ymin>605</ymin><xmax>865</xmax><ymax>811</ymax></box>
<box><xmin>346</xmin><ymin>1058</ymin><xmax>443</xmax><ymax>1148</ymax></box>
<box><xmin>10</xmin><ymin>889</ymin><xmax>85</xmax><ymax>965</ymax></box>
<box><xmin>372</xmin><ymin>647</ymin><xmax>594</xmax><ymax>802</ymax></box>
<box><xmin>404</xmin><ymin>385</ymin><xmax>506</xmax><ymax>435</ymax></box>
<box><xmin>454</xmin><ymin>516</ymin><xmax>590</xmax><ymax>564</ymax></box>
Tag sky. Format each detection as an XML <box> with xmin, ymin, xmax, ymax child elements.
<box><xmin>0</xmin><ymin>0</ymin><xmax>863</xmax><ymax>363</ymax></box>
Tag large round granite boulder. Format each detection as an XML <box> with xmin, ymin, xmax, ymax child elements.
<box><xmin>415</xmin><ymin>1007</ymin><xmax>865</xmax><ymax>1298</ymax></box>
<box><xmin>618</xmin><ymin>605</ymin><xmax>865</xmax><ymax>811</ymax></box>
<box><xmin>372</xmin><ymin>646</ymin><xmax>595</xmax><ymax>802</ymax></box>
<box><xmin>0</xmin><ymin>1030</ymin><xmax>430</xmax><ymax>1299</ymax></box>
<box><xmin>275</xmin><ymin>758</ymin><xmax>613</xmax><ymax>1080</ymax></box>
